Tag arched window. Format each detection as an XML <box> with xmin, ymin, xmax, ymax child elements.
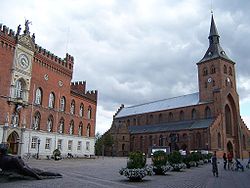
<box><xmin>225</xmin><ymin>105</ymin><xmax>232</xmax><ymax>135</ymax></box>
<box><xmin>133</xmin><ymin>118</ymin><xmax>136</xmax><ymax>125</ymax></box>
<box><xmin>159</xmin><ymin>135</ymin><xmax>163</xmax><ymax>146</ymax></box>
<box><xmin>140</xmin><ymin>136</ymin><xmax>144</xmax><ymax>150</ymax></box>
<box><xmin>159</xmin><ymin>114</ymin><xmax>162</xmax><ymax>123</ymax></box>
<box><xmin>224</xmin><ymin>65</ymin><xmax>227</xmax><ymax>74</ymax></box>
<box><xmin>14</xmin><ymin>79</ymin><xmax>24</xmax><ymax>99</ymax></box>
<box><xmin>229</xmin><ymin>67</ymin><xmax>232</xmax><ymax>75</ymax></box>
<box><xmin>197</xmin><ymin>132</ymin><xmax>201</xmax><ymax>148</ymax></box>
<box><xmin>48</xmin><ymin>92</ymin><xmax>55</xmax><ymax>108</ymax></box>
<box><xmin>87</xmin><ymin>124</ymin><xmax>91</xmax><ymax>137</ymax></box>
<box><xmin>243</xmin><ymin>135</ymin><xmax>246</xmax><ymax>150</ymax></box>
<box><xmin>47</xmin><ymin>115</ymin><xmax>53</xmax><ymax>132</ymax></box>
<box><xmin>149</xmin><ymin>114</ymin><xmax>153</xmax><ymax>124</ymax></box>
<box><xmin>60</xmin><ymin>97</ymin><xmax>66</xmax><ymax>112</ymax></box>
<box><xmin>205</xmin><ymin>106</ymin><xmax>211</xmax><ymax>118</ymax></box>
<box><xmin>191</xmin><ymin>109</ymin><xmax>197</xmax><ymax>120</ymax></box>
<box><xmin>58</xmin><ymin>118</ymin><xmax>64</xmax><ymax>134</ymax></box>
<box><xmin>78</xmin><ymin>122</ymin><xmax>83</xmax><ymax>136</ymax></box>
<box><xmin>79</xmin><ymin>103</ymin><xmax>84</xmax><ymax>117</ymax></box>
<box><xmin>210</xmin><ymin>65</ymin><xmax>216</xmax><ymax>74</ymax></box>
<box><xmin>203</xmin><ymin>67</ymin><xmax>208</xmax><ymax>76</ymax></box>
<box><xmin>179</xmin><ymin>110</ymin><xmax>184</xmax><ymax>121</ymax></box>
<box><xmin>182</xmin><ymin>133</ymin><xmax>188</xmax><ymax>141</ymax></box>
<box><xmin>69</xmin><ymin>120</ymin><xmax>74</xmax><ymax>135</ymax></box>
<box><xmin>149</xmin><ymin>135</ymin><xmax>153</xmax><ymax>146</ymax></box>
<box><xmin>32</xmin><ymin>112</ymin><xmax>41</xmax><ymax>130</ymax></box>
<box><xmin>168</xmin><ymin>112</ymin><xmax>173</xmax><ymax>122</ymax></box>
<box><xmin>35</xmin><ymin>88</ymin><xmax>42</xmax><ymax>105</ymax></box>
<box><xmin>127</xmin><ymin>119</ymin><xmax>130</xmax><ymax>126</ymax></box>
<box><xmin>218</xmin><ymin>132</ymin><xmax>221</xmax><ymax>148</ymax></box>
<box><xmin>87</xmin><ymin>106</ymin><xmax>92</xmax><ymax>119</ymax></box>
<box><xmin>70</xmin><ymin>100</ymin><xmax>75</xmax><ymax>115</ymax></box>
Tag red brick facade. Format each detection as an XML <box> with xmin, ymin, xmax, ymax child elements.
<box><xmin>107</xmin><ymin>16</ymin><xmax>250</xmax><ymax>158</ymax></box>
<box><xmin>0</xmin><ymin>22</ymin><xmax>97</xmax><ymax>156</ymax></box>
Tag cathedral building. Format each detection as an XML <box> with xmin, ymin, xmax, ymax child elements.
<box><xmin>107</xmin><ymin>15</ymin><xmax>250</xmax><ymax>158</ymax></box>
<box><xmin>0</xmin><ymin>21</ymin><xmax>97</xmax><ymax>158</ymax></box>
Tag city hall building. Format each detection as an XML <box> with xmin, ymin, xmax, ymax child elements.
<box><xmin>107</xmin><ymin>15</ymin><xmax>250</xmax><ymax>158</ymax></box>
<box><xmin>0</xmin><ymin>21</ymin><xmax>97</xmax><ymax>158</ymax></box>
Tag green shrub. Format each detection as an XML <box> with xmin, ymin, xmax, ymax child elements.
<box><xmin>152</xmin><ymin>150</ymin><xmax>167</xmax><ymax>168</ymax></box>
<box><xmin>189</xmin><ymin>152</ymin><xmax>202</xmax><ymax>162</ymax></box>
<box><xmin>127</xmin><ymin>151</ymin><xmax>146</xmax><ymax>169</ymax></box>
<box><xmin>53</xmin><ymin>149</ymin><xmax>61</xmax><ymax>157</ymax></box>
<box><xmin>168</xmin><ymin>151</ymin><xmax>182</xmax><ymax>164</ymax></box>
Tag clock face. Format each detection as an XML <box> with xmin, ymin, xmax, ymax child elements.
<box><xmin>207</xmin><ymin>77</ymin><xmax>212</xmax><ymax>83</ymax></box>
<box><xmin>18</xmin><ymin>54</ymin><xmax>30</xmax><ymax>69</ymax></box>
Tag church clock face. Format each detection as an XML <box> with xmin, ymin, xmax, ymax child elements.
<box><xmin>18</xmin><ymin>53</ymin><xmax>30</xmax><ymax>69</ymax></box>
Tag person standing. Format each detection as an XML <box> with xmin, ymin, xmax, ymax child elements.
<box><xmin>223</xmin><ymin>153</ymin><xmax>227</xmax><ymax>170</ymax></box>
<box><xmin>227</xmin><ymin>152</ymin><xmax>233</xmax><ymax>170</ymax></box>
<box><xmin>212</xmin><ymin>151</ymin><xmax>218</xmax><ymax>177</ymax></box>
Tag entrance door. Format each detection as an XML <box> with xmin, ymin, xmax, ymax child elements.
<box><xmin>227</xmin><ymin>141</ymin><xmax>233</xmax><ymax>157</ymax></box>
<box><xmin>7</xmin><ymin>131</ymin><xmax>19</xmax><ymax>154</ymax></box>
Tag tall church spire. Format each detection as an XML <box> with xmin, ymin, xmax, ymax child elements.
<box><xmin>198</xmin><ymin>14</ymin><xmax>233</xmax><ymax>63</ymax></box>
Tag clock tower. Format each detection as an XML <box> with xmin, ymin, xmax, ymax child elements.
<box><xmin>197</xmin><ymin>15</ymin><xmax>242</xmax><ymax>157</ymax></box>
<box><xmin>9</xmin><ymin>21</ymin><xmax>35</xmax><ymax>104</ymax></box>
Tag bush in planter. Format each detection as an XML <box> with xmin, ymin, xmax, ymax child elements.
<box><xmin>53</xmin><ymin>149</ymin><xmax>61</xmax><ymax>160</ymax></box>
<box><xmin>168</xmin><ymin>151</ymin><xmax>184</xmax><ymax>171</ymax></box>
<box><xmin>152</xmin><ymin>151</ymin><xmax>172</xmax><ymax>175</ymax></box>
<box><xmin>189</xmin><ymin>152</ymin><xmax>202</xmax><ymax>166</ymax></box>
<box><xmin>119</xmin><ymin>151</ymin><xmax>153</xmax><ymax>181</ymax></box>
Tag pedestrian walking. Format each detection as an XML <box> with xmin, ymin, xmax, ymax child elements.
<box><xmin>227</xmin><ymin>152</ymin><xmax>233</xmax><ymax>170</ymax></box>
<box><xmin>223</xmin><ymin>153</ymin><xmax>227</xmax><ymax>170</ymax></box>
<box><xmin>212</xmin><ymin>151</ymin><xmax>218</xmax><ymax>177</ymax></box>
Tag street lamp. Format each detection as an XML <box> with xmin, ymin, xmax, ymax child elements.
<box><xmin>37</xmin><ymin>139</ymin><xmax>41</xmax><ymax>159</ymax></box>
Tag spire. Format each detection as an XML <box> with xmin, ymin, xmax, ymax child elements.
<box><xmin>198</xmin><ymin>14</ymin><xmax>233</xmax><ymax>64</ymax></box>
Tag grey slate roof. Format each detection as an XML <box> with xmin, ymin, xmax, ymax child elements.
<box><xmin>115</xmin><ymin>92</ymin><xmax>205</xmax><ymax>118</ymax></box>
<box><xmin>198</xmin><ymin>15</ymin><xmax>234</xmax><ymax>64</ymax></box>
<box><xmin>128</xmin><ymin>118</ymin><xmax>215</xmax><ymax>134</ymax></box>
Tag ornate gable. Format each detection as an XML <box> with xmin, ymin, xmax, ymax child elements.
<box><xmin>17</xmin><ymin>34</ymin><xmax>35</xmax><ymax>52</ymax></box>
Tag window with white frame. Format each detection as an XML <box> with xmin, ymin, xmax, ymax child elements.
<box><xmin>70</xmin><ymin>100</ymin><xmax>75</xmax><ymax>115</ymax></box>
<box><xmin>79</xmin><ymin>104</ymin><xmax>84</xmax><ymax>117</ymax></box>
<box><xmin>86</xmin><ymin>141</ymin><xmax>90</xmax><ymax>151</ymax></box>
<box><xmin>69</xmin><ymin>121</ymin><xmax>74</xmax><ymax>135</ymax></box>
<box><xmin>58</xmin><ymin>119</ymin><xmax>64</xmax><ymax>134</ymax></box>
<box><xmin>86</xmin><ymin>124</ymin><xmax>90</xmax><ymax>137</ymax></box>
<box><xmin>60</xmin><ymin>97</ymin><xmax>66</xmax><ymax>112</ymax></box>
<box><xmin>45</xmin><ymin>138</ymin><xmax>51</xmax><ymax>150</ymax></box>
<box><xmin>77</xmin><ymin>141</ymin><xmax>82</xmax><ymax>151</ymax></box>
<box><xmin>31</xmin><ymin>137</ymin><xmax>38</xmax><ymax>149</ymax></box>
<box><xmin>48</xmin><ymin>92</ymin><xmax>55</xmax><ymax>108</ymax></box>
<box><xmin>87</xmin><ymin>107</ymin><xmax>92</xmax><ymax>119</ymax></box>
<box><xmin>78</xmin><ymin>123</ymin><xmax>83</xmax><ymax>136</ymax></box>
<box><xmin>14</xmin><ymin>79</ymin><xmax>24</xmax><ymax>99</ymax></box>
<box><xmin>57</xmin><ymin>139</ymin><xmax>62</xmax><ymax>150</ymax></box>
<box><xmin>35</xmin><ymin>88</ymin><xmax>42</xmax><ymax>105</ymax></box>
<box><xmin>32</xmin><ymin>112</ymin><xmax>41</xmax><ymax>130</ymax></box>
<box><xmin>68</xmin><ymin>140</ymin><xmax>73</xmax><ymax>151</ymax></box>
<box><xmin>47</xmin><ymin>116</ymin><xmax>53</xmax><ymax>132</ymax></box>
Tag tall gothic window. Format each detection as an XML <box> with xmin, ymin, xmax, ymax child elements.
<box><xmin>14</xmin><ymin>79</ymin><xmax>24</xmax><ymax>99</ymax></box>
<box><xmin>48</xmin><ymin>92</ymin><xmax>55</xmax><ymax>108</ymax></box>
<box><xmin>35</xmin><ymin>88</ymin><xmax>42</xmax><ymax>105</ymax></box>
<box><xmin>191</xmin><ymin>109</ymin><xmax>197</xmax><ymax>120</ymax></box>
<box><xmin>32</xmin><ymin>112</ymin><xmax>41</xmax><ymax>130</ymax></box>
<box><xmin>179</xmin><ymin>110</ymin><xmax>184</xmax><ymax>121</ymax></box>
<box><xmin>79</xmin><ymin>103</ymin><xmax>84</xmax><ymax>117</ymax></box>
<box><xmin>69</xmin><ymin>120</ymin><xmax>74</xmax><ymax>135</ymax></box>
<box><xmin>224</xmin><ymin>65</ymin><xmax>227</xmax><ymax>74</ymax></box>
<box><xmin>203</xmin><ymin>67</ymin><xmax>208</xmax><ymax>76</ymax></box>
<box><xmin>127</xmin><ymin>119</ymin><xmax>130</xmax><ymax>126</ymax></box>
<box><xmin>70</xmin><ymin>100</ymin><xmax>75</xmax><ymax>115</ymax></box>
<box><xmin>78</xmin><ymin>122</ymin><xmax>83</xmax><ymax>136</ymax></box>
<box><xmin>197</xmin><ymin>132</ymin><xmax>201</xmax><ymax>148</ymax></box>
<box><xmin>225</xmin><ymin>105</ymin><xmax>232</xmax><ymax>135</ymax></box>
<box><xmin>47</xmin><ymin>115</ymin><xmax>53</xmax><ymax>132</ymax></box>
<box><xmin>205</xmin><ymin>106</ymin><xmax>211</xmax><ymax>118</ymax></box>
<box><xmin>218</xmin><ymin>132</ymin><xmax>222</xmax><ymax>149</ymax></box>
<box><xmin>60</xmin><ymin>97</ymin><xmax>66</xmax><ymax>112</ymax></box>
<box><xmin>58</xmin><ymin>118</ymin><xmax>64</xmax><ymax>134</ymax></box>
<box><xmin>159</xmin><ymin>114</ymin><xmax>162</xmax><ymax>123</ymax></box>
<box><xmin>87</xmin><ymin>106</ymin><xmax>92</xmax><ymax>119</ymax></box>
<box><xmin>210</xmin><ymin>65</ymin><xmax>216</xmax><ymax>74</ymax></box>
<box><xmin>229</xmin><ymin>67</ymin><xmax>232</xmax><ymax>75</ymax></box>
<box><xmin>86</xmin><ymin>124</ymin><xmax>91</xmax><ymax>137</ymax></box>
<box><xmin>168</xmin><ymin>112</ymin><xmax>173</xmax><ymax>122</ymax></box>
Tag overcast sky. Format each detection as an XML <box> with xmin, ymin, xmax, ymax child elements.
<box><xmin>1</xmin><ymin>0</ymin><xmax>250</xmax><ymax>134</ymax></box>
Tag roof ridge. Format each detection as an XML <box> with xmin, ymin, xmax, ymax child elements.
<box><xmin>125</xmin><ymin>92</ymin><xmax>199</xmax><ymax>109</ymax></box>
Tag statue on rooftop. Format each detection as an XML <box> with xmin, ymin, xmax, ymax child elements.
<box><xmin>24</xmin><ymin>19</ymin><xmax>32</xmax><ymax>34</ymax></box>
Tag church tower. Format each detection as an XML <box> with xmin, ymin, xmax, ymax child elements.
<box><xmin>197</xmin><ymin>15</ymin><xmax>242</xmax><ymax>157</ymax></box>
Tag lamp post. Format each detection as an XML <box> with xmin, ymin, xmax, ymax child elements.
<box><xmin>37</xmin><ymin>139</ymin><xmax>41</xmax><ymax>159</ymax></box>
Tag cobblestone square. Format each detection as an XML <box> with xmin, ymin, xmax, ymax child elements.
<box><xmin>2</xmin><ymin>157</ymin><xmax>250</xmax><ymax>188</ymax></box>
